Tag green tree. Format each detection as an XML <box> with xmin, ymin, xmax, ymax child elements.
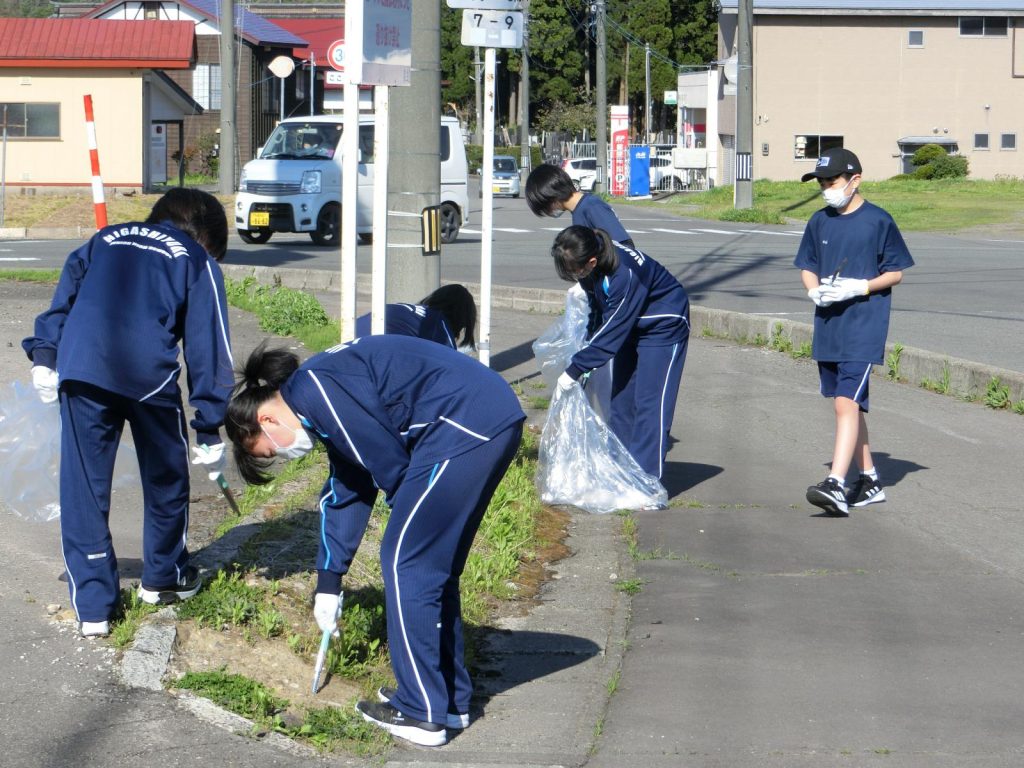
<box><xmin>440</xmin><ymin>6</ymin><xmax>476</xmax><ymax>124</ymax></box>
<box><xmin>0</xmin><ymin>0</ymin><xmax>53</xmax><ymax>17</ymax></box>
<box><xmin>671</xmin><ymin>0</ymin><xmax>719</xmax><ymax>65</ymax></box>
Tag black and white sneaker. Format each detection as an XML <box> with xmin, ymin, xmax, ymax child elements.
<box><xmin>377</xmin><ymin>686</ymin><xmax>470</xmax><ymax>730</ymax></box>
<box><xmin>806</xmin><ymin>478</ymin><xmax>849</xmax><ymax>516</ymax></box>
<box><xmin>847</xmin><ymin>476</ymin><xmax>886</xmax><ymax>508</ymax></box>
<box><xmin>138</xmin><ymin>565</ymin><xmax>203</xmax><ymax>605</ymax></box>
<box><xmin>356</xmin><ymin>700</ymin><xmax>447</xmax><ymax>747</ymax></box>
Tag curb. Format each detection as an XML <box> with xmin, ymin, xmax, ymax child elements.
<box><xmin>220</xmin><ymin>264</ymin><xmax>1024</xmax><ymax>404</ymax></box>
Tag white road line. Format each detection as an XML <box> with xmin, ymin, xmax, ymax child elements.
<box><xmin>0</xmin><ymin>257</ymin><xmax>41</xmax><ymax>261</ymax></box>
<box><xmin>737</xmin><ymin>229</ymin><xmax>800</xmax><ymax>237</ymax></box>
<box><xmin>694</xmin><ymin>228</ymin><xmax>738</xmax><ymax>234</ymax></box>
<box><xmin>494</xmin><ymin>227</ymin><xmax>532</xmax><ymax>233</ymax></box>
<box><xmin>651</xmin><ymin>228</ymin><xmax>698</xmax><ymax>235</ymax></box>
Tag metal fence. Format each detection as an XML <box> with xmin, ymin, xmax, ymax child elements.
<box><xmin>562</xmin><ymin>141</ymin><xmax>710</xmax><ymax>194</ymax></box>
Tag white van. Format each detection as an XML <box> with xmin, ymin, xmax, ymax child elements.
<box><xmin>234</xmin><ymin>114</ymin><xmax>469</xmax><ymax>246</ymax></box>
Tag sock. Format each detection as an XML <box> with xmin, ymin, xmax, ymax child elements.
<box><xmin>827</xmin><ymin>474</ymin><xmax>846</xmax><ymax>489</ymax></box>
<box><xmin>861</xmin><ymin>467</ymin><xmax>878</xmax><ymax>481</ymax></box>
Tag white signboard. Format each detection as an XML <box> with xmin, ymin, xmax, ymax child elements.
<box><xmin>325</xmin><ymin>71</ymin><xmax>345</xmax><ymax>85</ymax></box>
<box><xmin>346</xmin><ymin>0</ymin><xmax>412</xmax><ymax>87</ymax></box>
<box><xmin>447</xmin><ymin>0</ymin><xmax>522</xmax><ymax>9</ymax></box>
<box><xmin>460</xmin><ymin>9</ymin><xmax>523</xmax><ymax>48</ymax></box>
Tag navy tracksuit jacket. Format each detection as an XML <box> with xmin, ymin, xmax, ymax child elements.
<box><xmin>280</xmin><ymin>335</ymin><xmax>525</xmax><ymax>726</ymax></box>
<box><xmin>568</xmin><ymin>240</ymin><xmax>690</xmax><ymax>478</ymax></box>
<box><xmin>353</xmin><ymin>303</ymin><xmax>458</xmax><ymax>349</ymax></box>
<box><xmin>22</xmin><ymin>222</ymin><xmax>234</xmax><ymax>622</ymax></box>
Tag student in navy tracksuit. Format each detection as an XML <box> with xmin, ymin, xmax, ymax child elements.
<box><xmin>353</xmin><ymin>283</ymin><xmax>477</xmax><ymax>350</ymax></box>
<box><xmin>525</xmin><ymin>164</ymin><xmax>635</xmax><ymax>247</ymax></box>
<box><xmin>225</xmin><ymin>337</ymin><xmax>525</xmax><ymax>747</ymax></box>
<box><xmin>552</xmin><ymin>226</ymin><xmax>689</xmax><ymax>482</ymax></box>
<box><xmin>22</xmin><ymin>188</ymin><xmax>234</xmax><ymax>638</ymax></box>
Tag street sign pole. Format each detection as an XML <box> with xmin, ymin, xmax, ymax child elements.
<box><xmin>456</xmin><ymin>1</ymin><xmax>524</xmax><ymax>367</ymax></box>
<box><xmin>480</xmin><ymin>45</ymin><xmax>496</xmax><ymax>366</ymax></box>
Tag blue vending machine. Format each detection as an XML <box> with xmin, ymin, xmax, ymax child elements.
<box><xmin>628</xmin><ymin>146</ymin><xmax>651</xmax><ymax>197</ymax></box>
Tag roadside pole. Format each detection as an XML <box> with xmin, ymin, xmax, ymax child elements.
<box><xmin>453</xmin><ymin>0</ymin><xmax>525</xmax><ymax>367</ymax></box>
<box><xmin>341</xmin><ymin>0</ymin><xmax>413</xmax><ymax>340</ymax></box>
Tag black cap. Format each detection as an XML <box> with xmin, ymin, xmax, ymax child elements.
<box><xmin>800</xmin><ymin>148</ymin><xmax>862</xmax><ymax>182</ymax></box>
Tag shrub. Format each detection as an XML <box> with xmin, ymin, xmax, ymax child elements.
<box><xmin>911</xmin><ymin>143</ymin><xmax>948</xmax><ymax>167</ymax></box>
<box><xmin>929</xmin><ymin>154</ymin><xmax>969</xmax><ymax>179</ymax></box>
<box><xmin>911</xmin><ymin>164</ymin><xmax>936</xmax><ymax>180</ymax></box>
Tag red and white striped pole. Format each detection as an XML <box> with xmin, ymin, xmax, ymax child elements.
<box><xmin>83</xmin><ymin>95</ymin><xmax>108</xmax><ymax>230</ymax></box>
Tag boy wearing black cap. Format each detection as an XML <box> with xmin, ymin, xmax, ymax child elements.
<box><xmin>793</xmin><ymin>148</ymin><xmax>914</xmax><ymax>515</ymax></box>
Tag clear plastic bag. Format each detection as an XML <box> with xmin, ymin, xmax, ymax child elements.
<box><xmin>0</xmin><ymin>381</ymin><xmax>138</xmax><ymax>523</ymax></box>
<box><xmin>537</xmin><ymin>385</ymin><xmax>667</xmax><ymax>514</ymax></box>
<box><xmin>532</xmin><ymin>284</ymin><xmax>666</xmax><ymax>512</ymax></box>
<box><xmin>0</xmin><ymin>382</ymin><xmax>62</xmax><ymax>521</ymax></box>
<box><xmin>532</xmin><ymin>284</ymin><xmax>612</xmax><ymax>420</ymax></box>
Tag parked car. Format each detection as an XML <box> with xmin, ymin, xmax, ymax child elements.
<box><xmin>235</xmin><ymin>115</ymin><xmax>469</xmax><ymax>246</ymax></box>
<box><xmin>482</xmin><ymin>155</ymin><xmax>521</xmax><ymax>197</ymax></box>
<box><xmin>562</xmin><ymin>157</ymin><xmax>597</xmax><ymax>191</ymax></box>
<box><xmin>649</xmin><ymin>156</ymin><xmax>688</xmax><ymax>192</ymax></box>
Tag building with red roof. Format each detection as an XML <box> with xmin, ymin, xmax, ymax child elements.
<box><xmin>0</xmin><ymin>17</ymin><xmax>201</xmax><ymax>191</ymax></box>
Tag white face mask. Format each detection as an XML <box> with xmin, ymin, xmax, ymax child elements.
<box><xmin>822</xmin><ymin>178</ymin><xmax>855</xmax><ymax>209</ymax></box>
<box><xmin>550</xmin><ymin>207</ymin><xmax>566</xmax><ymax>218</ymax></box>
<box><xmin>262</xmin><ymin>421</ymin><xmax>314</xmax><ymax>460</ymax></box>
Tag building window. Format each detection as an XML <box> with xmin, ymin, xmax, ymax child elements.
<box><xmin>794</xmin><ymin>134</ymin><xmax>844</xmax><ymax>160</ymax></box>
<box><xmin>959</xmin><ymin>17</ymin><xmax>1008</xmax><ymax>36</ymax></box>
<box><xmin>192</xmin><ymin>64</ymin><xmax>222</xmax><ymax>111</ymax></box>
<box><xmin>1001</xmin><ymin>133</ymin><xmax>1016</xmax><ymax>150</ymax></box>
<box><xmin>974</xmin><ymin>133</ymin><xmax>990</xmax><ymax>150</ymax></box>
<box><xmin>0</xmin><ymin>102</ymin><xmax>60</xmax><ymax>138</ymax></box>
<box><xmin>143</xmin><ymin>2</ymin><xmax>161</xmax><ymax>19</ymax></box>
<box><xmin>908</xmin><ymin>30</ymin><xmax>924</xmax><ymax>47</ymax></box>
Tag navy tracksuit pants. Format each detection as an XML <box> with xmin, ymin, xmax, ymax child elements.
<box><xmin>59</xmin><ymin>380</ymin><xmax>192</xmax><ymax>623</ymax></box>
<box><xmin>609</xmin><ymin>338</ymin><xmax>688</xmax><ymax>479</ymax></box>
<box><xmin>381</xmin><ymin>420</ymin><xmax>523</xmax><ymax>725</ymax></box>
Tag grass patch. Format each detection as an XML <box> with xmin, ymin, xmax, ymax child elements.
<box><xmin>0</xmin><ymin>268</ymin><xmax>60</xmax><ymax>283</ymax></box>
<box><xmin>625</xmin><ymin>177</ymin><xmax>1024</xmax><ymax>232</ymax></box>
<box><xmin>613</xmin><ymin>578</ymin><xmax>645</xmax><ymax>595</ymax></box>
<box><xmin>108</xmin><ymin>587</ymin><xmax>161</xmax><ymax>649</ymax></box>
<box><xmin>0</xmin><ymin>191</ymin><xmax>235</xmax><ymax>229</ymax></box>
<box><xmin>176</xmin><ymin>669</ymin><xmax>288</xmax><ymax>721</ymax></box>
<box><xmin>920</xmin><ymin>361</ymin><xmax>952</xmax><ymax>395</ymax></box>
<box><xmin>984</xmin><ymin>376</ymin><xmax>1012</xmax><ymax>409</ymax></box>
<box><xmin>886</xmin><ymin>343</ymin><xmax>905</xmax><ymax>382</ymax></box>
<box><xmin>224</xmin><ymin>276</ymin><xmax>340</xmax><ymax>348</ymax></box>
<box><xmin>175</xmin><ymin>570</ymin><xmax>285</xmax><ymax>639</ymax></box>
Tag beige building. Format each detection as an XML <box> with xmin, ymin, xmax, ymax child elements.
<box><xmin>0</xmin><ymin>18</ymin><xmax>199</xmax><ymax>192</ymax></box>
<box><xmin>714</xmin><ymin>1</ymin><xmax>1024</xmax><ymax>183</ymax></box>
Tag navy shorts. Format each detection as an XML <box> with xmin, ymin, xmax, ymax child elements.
<box><xmin>818</xmin><ymin>361</ymin><xmax>872</xmax><ymax>412</ymax></box>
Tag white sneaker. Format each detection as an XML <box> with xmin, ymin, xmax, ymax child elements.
<box><xmin>80</xmin><ymin>620</ymin><xmax>110</xmax><ymax>638</ymax></box>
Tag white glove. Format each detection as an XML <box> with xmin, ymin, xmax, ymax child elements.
<box><xmin>557</xmin><ymin>372</ymin><xmax>576</xmax><ymax>392</ymax></box>
<box><xmin>31</xmin><ymin>366</ymin><xmax>58</xmax><ymax>404</ymax></box>
<box><xmin>313</xmin><ymin>592</ymin><xmax>343</xmax><ymax>637</ymax></box>
<box><xmin>191</xmin><ymin>442</ymin><xmax>226</xmax><ymax>481</ymax></box>
<box><xmin>819</xmin><ymin>277</ymin><xmax>869</xmax><ymax>304</ymax></box>
<box><xmin>807</xmin><ymin>285</ymin><xmax>833</xmax><ymax>308</ymax></box>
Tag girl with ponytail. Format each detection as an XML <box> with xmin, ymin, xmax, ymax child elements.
<box><xmin>225</xmin><ymin>335</ymin><xmax>525</xmax><ymax>747</ymax></box>
<box><xmin>550</xmin><ymin>225</ymin><xmax>690</xmax><ymax>485</ymax></box>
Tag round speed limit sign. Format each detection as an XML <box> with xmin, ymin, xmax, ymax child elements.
<box><xmin>327</xmin><ymin>40</ymin><xmax>345</xmax><ymax>72</ymax></box>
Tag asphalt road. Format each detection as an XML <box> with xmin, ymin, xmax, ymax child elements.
<box><xmin>3</xmin><ymin>188</ymin><xmax>1022</xmax><ymax>373</ymax></box>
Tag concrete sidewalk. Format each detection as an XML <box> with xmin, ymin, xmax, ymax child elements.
<box><xmin>2</xmin><ymin>274</ymin><xmax>1022</xmax><ymax>767</ymax></box>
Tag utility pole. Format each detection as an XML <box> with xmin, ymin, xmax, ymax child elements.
<box><xmin>218</xmin><ymin>0</ymin><xmax>235</xmax><ymax>194</ymax></box>
<box><xmin>594</xmin><ymin>0</ymin><xmax>607</xmax><ymax>193</ymax></box>
<box><xmin>386</xmin><ymin>0</ymin><xmax>441</xmax><ymax>302</ymax></box>
<box><xmin>519</xmin><ymin>0</ymin><xmax>530</xmax><ymax>174</ymax></box>
<box><xmin>735</xmin><ymin>0</ymin><xmax>754</xmax><ymax>209</ymax></box>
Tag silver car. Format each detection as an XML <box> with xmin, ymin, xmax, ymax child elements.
<box><xmin>486</xmin><ymin>155</ymin><xmax>521</xmax><ymax>198</ymax></box>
